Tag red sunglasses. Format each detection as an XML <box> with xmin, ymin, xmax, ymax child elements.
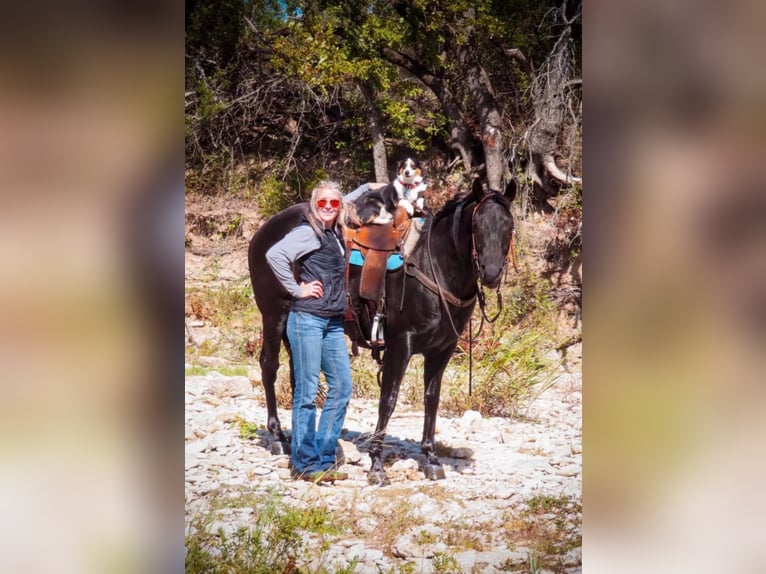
<box><xmin>316</xmin><ymin>198</ymin><xmax>340</xmax><ymax>209</ymax></box>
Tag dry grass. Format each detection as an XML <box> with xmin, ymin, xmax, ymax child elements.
<box><xmin>501</xmin><ymin>494</ymin><xmax>582</xmax><ymax>572</ymax></box>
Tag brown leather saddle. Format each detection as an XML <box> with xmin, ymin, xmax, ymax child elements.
<box><xmin>343</xmin><ymin>208</ymin><xmax>412</xmax><ymax>349</ymax></box>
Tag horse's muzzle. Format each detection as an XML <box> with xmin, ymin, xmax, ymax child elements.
<box><xmin>481</xmin><ymin>264</ymin><xmax>504</xmax><ymax>289</ymax></box>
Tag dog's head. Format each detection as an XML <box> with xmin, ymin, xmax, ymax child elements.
<box><xmin>396</xmin><ymin>158</ymin><xmax>423</xmax><ymax>185</ymax></box>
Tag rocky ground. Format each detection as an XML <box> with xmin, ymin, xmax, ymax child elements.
<box><xmin>185</xmin><ymin>195</ymin><xmax>582</xmax><ymax>573</ymax></box>
<box><xmin>185</xmin><ymin>350</ymin><xmax>581</xmax><ymax>574</ymax></box>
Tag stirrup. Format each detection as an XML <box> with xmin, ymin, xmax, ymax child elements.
<box><xmin>370</xmin><ymin>313</ymin><xmax>385</xmax><ymax>343</ymax></box>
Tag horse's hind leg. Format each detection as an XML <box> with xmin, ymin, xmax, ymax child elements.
<box><xmin>260</xmin><ymin>313</ymin><xmax>291</xmax><ymax>455</ymax></box>
<box><xmin>420</xmin><ymin>347</ymin><xmax>454</xmax><ymax>480</ymax></box>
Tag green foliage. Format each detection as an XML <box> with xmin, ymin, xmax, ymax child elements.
<box><xmin>185</xmin><ymin>0</ymin><xmax>582</xmax><ymax>202</ymax></box>
<box><xmin>195</xmin><ymin>73</ymin><xmax>229</xmax><ymax>121</ymax></box>
<box><xmin>188</xmin><ymin>284</ymin><xmax>253</xmax><ymax>328</ymax></box>
<box><xmin>256</xmin><ymin>176</ymin><xmax>298</xmax><ymax>218</ymax></box>
<box><xmin>349</xmin><ymin>353</ymin><xmax>382</xmax><ymax>399</ymax></box>
<box><xmin>378</xmin><ymin>563</ymin><xmax>416</xmax><ymax>574</ymax></box>
<box><xmin>186</xmin><ymin>489</ymin><xmax>348</xmax><ymax>574</ymax></box>
<box><xmin>432</xmin><ymin>551</ymin><xmax>462</xmax><ymax>574</ymax></box>
<box><xmin>186</xmin><ymin>282</ymin><xmax>264</xmax><ymax>362</ymax></box>
<box><xmin>186</xmin><ymin>0</ymin><xmax>245</xmax><ymax>69</ymax></box>
<box><xmin>185</xmin><ymin>151</ymin><xmax>232</xmax><ymax>196</ymax></box>
<box><xmin>498</xmin><ymin>493</ymin><xmax>582</xmax><ymax>571</ymax></box>
<box><xmin>255</xmin><ymin>167</ymin><xmax>332</xmax><ymax>217</ymax></box>
<box><xmin>381</xmin><ymin>92</ymin><xmax>429</xmax><ymax>151</ymax></box>
<box><xmin>235</xmin><ymin>417</ymin><xmax>262</xmax><ymax>441</ymax></box>
<box><xmin>297</xmin><ymin>168</ymin><xmax>331</xmax><ymax>200</ymax></box>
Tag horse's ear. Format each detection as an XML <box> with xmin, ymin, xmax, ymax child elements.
<box><xmin>471</xmin><ymin>177</ymin><xmax>484</xmax><ymax>201</ymax></box>
<box><xmin>503</xmin><ymin>178</ymin><xmax>517</xmax><ymax>202</ymax></box>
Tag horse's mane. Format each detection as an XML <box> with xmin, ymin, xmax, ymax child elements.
<box><xmin>431</xmin><ymin>187</ymin><xmax>511</xmax><ymax>224</ymax></box>
<box><xmin>432</xmin><ymin>191</ymin><xmax>474</xmax><ymax>223</ymax></box>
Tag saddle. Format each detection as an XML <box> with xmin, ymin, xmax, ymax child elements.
<box><xmin>343</xmin><ymin>207</ymin><xmax>413</xmax><ymax>350</ymax></box>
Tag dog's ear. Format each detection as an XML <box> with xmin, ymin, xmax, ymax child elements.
<box><xmin>345</xmin><ymin>201</ymin><xmax>362</xmax><ymax>227</ymax></box>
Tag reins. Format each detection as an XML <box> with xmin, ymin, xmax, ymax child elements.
<box><xmin>426</xmin><ymin>191</ymin><xmax>517</xmax><ymax>395</ymax></box>
<box><xmin>415</xmin><ymin>194</ymin><xmax>514</xmax><ymax>332</ymax></box>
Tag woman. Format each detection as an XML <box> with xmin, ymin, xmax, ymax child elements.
<box><xmin>266</xmin><ymin>180</ymin><xmax>353</xmax><ymax>482</ymax></box>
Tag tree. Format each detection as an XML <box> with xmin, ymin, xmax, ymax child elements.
<box><xmin>508</xmin><ymin>0</ymin><xmax>582</xmax><ymax>211</ymax></box>
<box><xmin>184</xmin><ymin>0</ymin><xmax>582</xmax><ymax>213</ymax></box>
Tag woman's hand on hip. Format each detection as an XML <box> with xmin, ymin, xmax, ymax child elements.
<box><xmin>299</xmin><ymin>280</ymin><xmax>323</xmax><ymax>298</ymax></box>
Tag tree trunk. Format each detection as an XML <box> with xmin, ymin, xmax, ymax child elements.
<box><xmin>454</xmin><ymin>9</ymin><xmax>506</xmax><ymax>191</ymax></box>
<box><xmin>381</xmin><ymin>47</ymin><xmax>475</xmax><ymax>171</ymax></box>
<box><xmin>440</xmin><ymin>86</ymin><xmax>474</xmax><ymax>171</ymax></box>
<box><xmin>526</xmin><ymin>1</ymin><xmax>581</xmax><ymax>209</ymax></box>
<box><xmin>358</xmin><ymin>80</ymin><xmax>389</xmax><ymax>183</ymax></box>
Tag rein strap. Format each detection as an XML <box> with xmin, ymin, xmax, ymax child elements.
<box><xmin>404</xmin><ymin>261</ymin><xmax>476</xmax><ymax>308</ymax></box>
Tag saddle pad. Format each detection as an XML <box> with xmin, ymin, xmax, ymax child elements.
<box><xmin>350</xmin><ymin>249</ymin><xmax>404</xmax><ymax>271</ymax></box>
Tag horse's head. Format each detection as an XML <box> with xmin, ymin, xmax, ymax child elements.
<box><xmin>470</xmin><ymin>178</ymin><xmax>516</xmax><ymax>289</ymax></box>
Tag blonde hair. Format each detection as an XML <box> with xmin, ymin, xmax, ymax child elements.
<box><xmin>306</xmin><ymin>180</ymin><xmax>348</xmax><ymax>236</ymax></box>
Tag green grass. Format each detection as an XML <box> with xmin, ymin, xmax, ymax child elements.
<box><xmin>186</xmin><ymin>489</ymin><xmax>353</xmax><ymax>574</ymax></box>
<box><xmin>185</xmin><ymin>364</ymin><xmax>251</xmax><ymax>377</ymax></box>
<box><xmin>234</xmin><ymin>417</ymin><xmax>262</xmax><ymax>441</ymax></box>
<box><xmin>440</xmin><ymin>268</ymin><xmax>564</xmax><ymax>418</ymax></box>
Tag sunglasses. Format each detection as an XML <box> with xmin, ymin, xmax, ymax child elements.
<box><xmin>316</xmin><ymin>198</ymin><xmax>340</xmax><ymax>209</ymax></box>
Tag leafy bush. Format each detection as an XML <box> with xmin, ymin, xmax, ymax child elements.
<box><xmin>256</xmin><ymin>175</ymin><xmax>297</xmax><ymax>218</ymax></box>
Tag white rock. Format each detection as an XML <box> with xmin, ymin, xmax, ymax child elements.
<box><xmin>390</xmin><ymin>458</ymin><xmax>419</xmax><ymax>472</ymax></box>
<box><xmin>337</xmin><ymin>439</ymin><xmax>362</xmax><ymax>464</ymax></box>
<box><xmin>459</xmin><ymin>409</ymin><xmax>483</xmax><ymax>428</ymax></box>
<box><xmin>247</xmin><ymin>368</ymin><xmax>262</xmax><ymax>382</ymax></box>
<box><xmin>198</xmin><ymin>355</ymin><xmax>228</xmax><ymax>367</ymax></box>
<box><xmin>451</xmin><ymin>447</ymin><xmax>474</xmax><ymax>459</ymax></box>
<box><xmin>185</xmin><ymin>439</ymin><xmax>209</xmax><ymax>454</ymax></box>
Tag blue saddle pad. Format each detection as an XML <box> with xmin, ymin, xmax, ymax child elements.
<box><xmin>349</xmin><ymin>249</ymin><xmax>404</xmax><ymax>271</ymax></box>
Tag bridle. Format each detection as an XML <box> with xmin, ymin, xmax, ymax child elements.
<box><xmin>407</xmin><ymin>191</ymin><xmax>516</xmax><ymax>336</ymax></box>
<box><xmin>463</xmin><ymin>191</ymin><xmax>517</xmax><ymax>396</ymax></box>
<box><xmin>453</xmin><ymin>192</ymin><xmax>517</xmax><ymax>321</ymax></box>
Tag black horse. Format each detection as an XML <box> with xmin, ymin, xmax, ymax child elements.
<box><xmin>247</xmin><ymin>177</ymin><xmax>515</xmax><ymax>484</ymax></box>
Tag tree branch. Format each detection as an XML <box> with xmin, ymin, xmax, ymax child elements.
<box><xmin>544</xmin><ymin>154</ymin><xmax>581</xmax><ymax>185</ymax></box>
<box><xmin>504</xmin><ymin>48</ymin><xmax>534</xmax><ymax>77</ymax></box>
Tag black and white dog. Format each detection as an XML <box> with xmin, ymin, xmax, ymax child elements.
<box><xmin>355</xmin><ymin>158</ymin><xmax>427</xmax><ymax>225</ymax></box>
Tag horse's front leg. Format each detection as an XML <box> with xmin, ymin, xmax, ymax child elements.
<box><xmin>368</xmin><ymin>343</ymin><xmax>411</xmax><ymax>486</ymax></box>
<box><xmin>420</xmin><ymin>346</ymin><xmax>455</xmax><ymax>480</ymax></box>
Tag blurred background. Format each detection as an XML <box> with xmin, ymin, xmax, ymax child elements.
<box><xmin>0</xmin><ymin>0</ymin><xmax>183</xmax><ymax>572</ymax></box>
<box><xmin>0</xmin><ymin>0</ymin><xmax>764</xmax><ymax>571</ymax></box>
<box><xmin>586</xmin><ymin>0</ymin><xmax>766</xmax><ymax>571</ymax></box>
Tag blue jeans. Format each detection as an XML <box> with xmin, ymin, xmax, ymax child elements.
<box><xmin>286</xmin><ymin>312</ymin><xmax>353</xmax><ymax>474</ymax></box>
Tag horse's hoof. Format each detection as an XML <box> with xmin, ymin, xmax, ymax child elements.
<box><xmin>271</xmin><ymin>441</ymin><xmax>290</xmax><ymax>455</ymax></box>
<box><xmin>367</xmin><ymin>470</ymin><xmax>391</xmax><ymax>486</ymax></box>
<box><xmin>422</xmin><ymin>464</ymin><xmax>446</xmax><ymax>481</ymax></box>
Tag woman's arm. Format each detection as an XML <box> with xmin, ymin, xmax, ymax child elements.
<box><xmin>343</xmin><ymin>182</ymin><xmax>387</xmax><ymax>203</ymax></box>
<box><xmin>265</xmin><ymin>226</ymin><xmax>320</xmax><ymax>297</ymax></box>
